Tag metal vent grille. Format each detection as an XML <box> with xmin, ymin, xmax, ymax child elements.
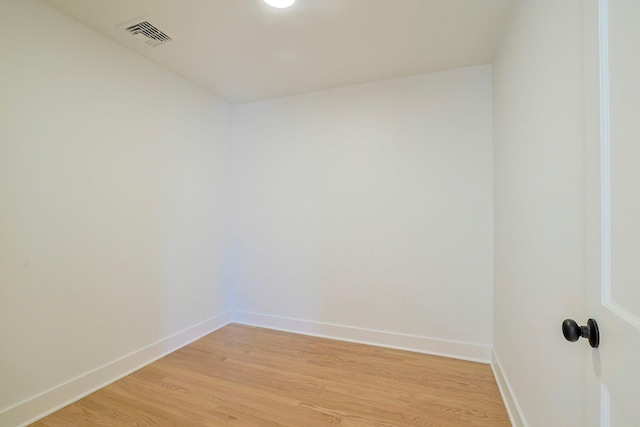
<box><xmin>122</xmin><ymin>19</ymin><xmax>173</xmax><ymax>47</ymax></box>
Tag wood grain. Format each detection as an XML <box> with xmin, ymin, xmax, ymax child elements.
<box><xmin>32</xmin><ymin>324</ymin><xmax>510</xmax><ymax>426</ymax></box>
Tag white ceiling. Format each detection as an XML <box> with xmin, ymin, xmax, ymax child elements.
<box><xmin>44</xmin><ymin>0</ymin><xmax>512</xmax><ymax>104</ymax></box>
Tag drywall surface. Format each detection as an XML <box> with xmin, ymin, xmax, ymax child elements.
<box><xmin>492</xmin><ymin>0</ymin><xmax>586</xmax><ymax>425</ymax></box>
<box><xmin>231</xmin><ymin>66</ymin><xmax>494</xmax><ymax>355</ymax></box>
<box><xmin>0</xmin><ymin>0</ymin><xmax>232</xmax><ymax>421</ymax></box>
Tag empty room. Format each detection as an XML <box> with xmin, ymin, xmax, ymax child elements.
<box><xmin>1</xmin><ymin>0</ymin><xmax>638</xmax><ymax>426</ymax></box>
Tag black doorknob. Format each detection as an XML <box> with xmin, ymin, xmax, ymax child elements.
<box><xmin>562</xmin><ymin>318</ymin><xmax>599</xmax><ymax>348</ymax></box>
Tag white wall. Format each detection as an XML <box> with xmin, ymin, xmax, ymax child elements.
<box><xmin>492</xmin><ymin>0</ymin><xmax>586</xmax><ymax>425</ymax></box>
<box><xmin>231</xmin><ymin>66</ymin><xmax>494</xmax><ymax>359</ymax></box>
<box><xmin>0</xmin><ymin>1</ymin><xmax>232</xmax><ymax>424</ymax></box>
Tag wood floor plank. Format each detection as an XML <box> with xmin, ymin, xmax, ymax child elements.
<box><xmin>32</xmin><ymin>324</ymin><xmax>510</xmax><ymax>426</ymax></box>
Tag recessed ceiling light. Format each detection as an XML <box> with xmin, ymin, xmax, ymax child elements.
<box><xmin>264</xmin><ymin>0</ymin><xmax>296</xmax><ymax>8</ymax></box>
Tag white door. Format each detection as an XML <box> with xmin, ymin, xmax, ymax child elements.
<box><xmin>584</xmin><ymin>0</ymin><xmax>640</xmax><ymax>426</ymax></box>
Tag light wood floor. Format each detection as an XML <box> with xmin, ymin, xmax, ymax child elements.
<box><xmin>33</xmin><ymin>324</ymin><xmax>510</xmax><ymax>426</ymax></box>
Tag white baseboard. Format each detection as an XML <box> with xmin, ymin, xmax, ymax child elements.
<box><xmin>2</xmin><ymin>310</ymin><xmax>493</xmax><ymax>427</ymax></box>
<box><xmin>232</xmin><ymin>310</ymin><xmax>491</xmax><ymax>363</ymax></box>
<box><xmin>1</xmin><ymin>311</ymin><xmax>232</xmax><ymax>427</ymax></box>
<box><xmin>491</xmin><ymin>349</ymin><xmax>528</xmax><ymax>427</ymax></box>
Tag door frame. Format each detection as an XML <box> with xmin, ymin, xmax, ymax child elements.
<box><xmin>583</xmin><ymin>0</ymin><xmax>605</xmax><ymax>423</ymax></box>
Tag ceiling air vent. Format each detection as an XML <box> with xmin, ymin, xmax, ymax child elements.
<box><xmin>120</xmin><ymin>18</ymin><xmax>173</xmax><ymax>47</ymax></box>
